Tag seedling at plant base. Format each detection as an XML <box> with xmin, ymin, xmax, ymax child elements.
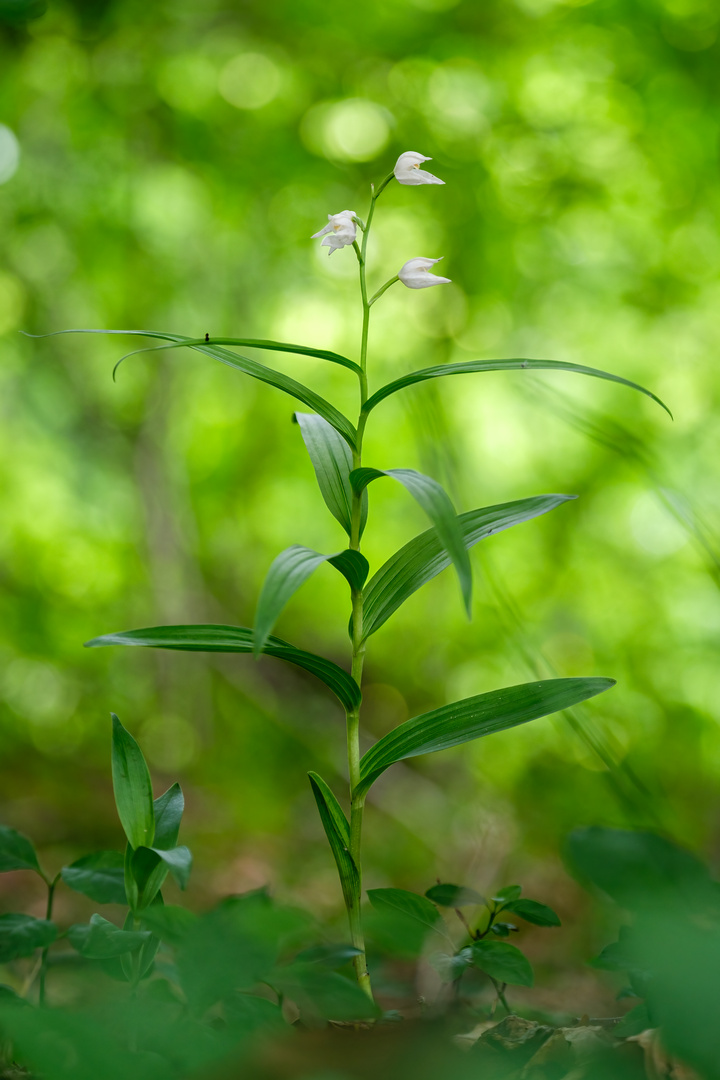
<box><xmin>29</xmin><ymin>150</ymin><xmax>669</xmax><ymax>1007</ymax></box>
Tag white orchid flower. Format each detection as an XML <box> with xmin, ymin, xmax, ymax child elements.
<box><xmin>311</xmin><ymin>209</ymin><xmax>357</xmax><ymax>255</ymax></box>
<box><xmin>393</xmin><ymin>151</ymin><xmax>445</xmax><ymax>186</ymax></box>
<box><xmin>398</xmin><ymin>257</ymin><xmax>451</xmax><ymax>289</ymax></box>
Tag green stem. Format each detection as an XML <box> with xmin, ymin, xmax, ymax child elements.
<box><xmin>340</xmin><ymin>174</ymin><xmax>394</xmax><ymax>1002</ymax></box>
<box><xmin>369</xmin><ymin>275</ymin><xmax>399</xmax><ymax>307</ymax></box>
<box><xmin>38</xmin><ymin>873</ymin><xmax>60</xmax><ymax>1006</ymax></box>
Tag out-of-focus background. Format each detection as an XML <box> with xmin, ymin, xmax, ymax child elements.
<box><xmin>0</xmin><ymin>0</ymin><xmax>718</xmax><ymax>1014</ymax></box>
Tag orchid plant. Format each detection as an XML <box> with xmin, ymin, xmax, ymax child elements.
<box><xmin>35</xmin><ymin>150</ymin><xmax>669</xmax><ymax>1004</ymax></box>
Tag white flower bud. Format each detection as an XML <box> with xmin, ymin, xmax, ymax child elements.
<box><xmin>311</xmin><ymin>209</ymin><xmax>357</xmax><ymax>255</ymax></box>
<box><xmin>398</xmin><ymin>257</ymin><xmax>451</xmax><ymax>289</ymax></box>
<box><xmin>393</xmin><ymin>151</ymin><xmax>445</xmax><ymax>186</ymax></box>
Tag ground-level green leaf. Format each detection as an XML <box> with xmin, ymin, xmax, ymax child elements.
<box><xmin>502</xmin><ymin>898</ymin><xmax>561</xmax><ymax>927</ymax></box>
<box><xmin>356</xmin><ymin>678</ymin><xmax>615</xmax><ymax>797</ymax></box>
<box><xmin>425</xmin><ymin>883</ymin><xmax>485</xmax><ymax>908</ymax></box>
<box><xmin>367</xmin><ymin>888</ymin><xmax>441</xmax><ymax>931</ymax></box>
<box><xmin>67</xmin><ymin>913</ymin><xmax>151</xmax><ymax>959</ymax></box>
<box><xmin>362</xmin><ymin>495</ymin><xmax>575</xmax><ymax>639</ymax></box>
<box><xmin>0</xmin><ymin>826</ymin><xmax>42</xmax><ymax>875</ymax></box>
<box><xmin>61</xmin><ymin>851</ymin><xmax>126</xmax><ymax>905</ymax></box>
<box><xmin>471</xmin><ymin>939</ymin><xmax>534</xmax><ymax>986</ymax></box>
<box><xmin>86</xmin><ymin>624</ymin><xmax>360</xmax><ymax>712</ymax></box>
<box><xmin>153</xmin><ymin>783</ymin><xmax>184</xmax><ymax>850</ymax></box>
<box><xmin>0</xmin><ymin>914</ymin><xmax>57</xmax><ymax>962</ymax></box>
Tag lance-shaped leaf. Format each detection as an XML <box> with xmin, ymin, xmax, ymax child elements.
<box><xmin>362</xmin><ymin>494</ymin><xmax>575</xmax><ymax>639</ymax></box>
<box><xmin>295</xmin><ymin>413</ymin><xmax>368</xmax><ymax>538</ymax></box>
<box><xmin>29</xmin><ymin>330</ymin><xmax>358</xmax><ymax>447</ymax></box>
<box><xmin>111</xmin><ymin>714</ymin><xmax>154</xmax><ymax>851</ymax></box>
<box><xmin>362</xmin><ymin>358</ymin><xmax>672</xmax><ymax>418</ymax></box>
<box><xmin>61</xmin><ymin>851</ymin><xmax>126</xmax><ymax>905</ymax></box>
<box><xmin>67</xmin><ymin>913</ymin><xmax>151</xmax><ymax>959</ymax></box>
<box><xmin>0</xmin><ymin>914</ymin><xmax>57</xmax><ymax>963</ymax></box>
<box><xmin>350</xmin><ymin>467</ymin><xmax>472</xmax><ymax>616</ymax></box>
<box><xmin>0</xmin><ymin>826</ymin><xmax>42</xmax><ymax>875</ymax></box>
<box><xmin>308</xmin><ymin>772</ymin><xmax>359</xmax><ymax>912</ymax></box>
<box><xmin>254</xmin><ymin>545</ymin><xmax>369</xmax><ymax>655</ymax></box>
<box><xmin>356</xmin><ymin>677</ymin><xmax>614</xmax><ymax>797</ymax></box>
<box><xmin>87</xmin><ymin>625</ymin><xmax>360</xmax><ymax>712</ymax></box>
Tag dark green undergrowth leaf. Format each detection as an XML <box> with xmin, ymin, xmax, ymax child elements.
<box><xmin>87</xmin><ymin>625</ymin><xmax>360</xmax><ymax>712</ymax></box>
<box><xmin>363</xmin><ymin>357</ymin><xmax>671</xmax><ymax>418</ymax></box>
<box><xmin>0</xmin><ymin>825</ymin><xmax>42</xmax><ymax>874</ymax></box>
<box><xmin>61</xmin><ymin>851</ymin><xmax>126</xmax><ymax>905</ymax></box>
<box><xmin>139</xmin><ymin>903</ymin><xmax>197</xmax><ymax>945</ymax></box>
<box><xmin>356</xmin><ymin>678</ymin><xmax>615</xmax><ymax>796</ymax></box>
<box><xmin>367</xmin><ymin>888</ymin><xmax>441</xmax><ymax>931</ymax></box>
<box><xmin>501</xmin><ymin>899</ymin><xmax>561</xmax><ymax>926</ymax></box>
<box><xmin>68</xmin><ymin>913</ymin><xmax>151</xmax><ymax>959</ymax></box>
<box><xmin>111</xmin><ymin>714</ymin><xmax>154</xmax><ymax>851</ymax></box>
<box><xmin>362</xmin><ymin>495</ymin><xmax>575</xmax><ymax>639</ymax></box>
<box><xmin>425</xmin><ymin>883</ymin><xmax>485</xmax><ymax>907</ymax></box>
<box><xmin>493</xmin><ymin>885</ymin><xmax>522</xmax><ymax>903</ymax></box>
<box><xmin>471</xmin><ymin>939</ymin><xmax>534</xmax><ymax>986</ymax></box>
<box><xmin>0</xmin><ymin>913</ymin><xmax>57</xmax><ymax>961</ymax></box>
<box><xmin>293</xmin><ymin>942</ymin><xmax>362</xmax><ymax>968</ymax></box>
<box><xmin>350</xmin><ymin>466</ymin><xmax>472</xmax><ymax>615</ymax></box>
<box><xmin>272</xmin><ymin>964</ymin><xmax>380</xmax><ymax>1021</ymax></box>
<box><xmin>566</xmin><ymin>827</ymin><xmax>715</xmax><ymax>910</ymax></box>
<box><xmin>153</xmin><ymin>784</ymin><xmax>183</xmax><ymax>850</ymax></box>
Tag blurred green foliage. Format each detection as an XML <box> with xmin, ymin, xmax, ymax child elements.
<box><xmin>1</xmin><ymin>0</ymin><xmax>719</xmax><ymax>1013</ymax></box>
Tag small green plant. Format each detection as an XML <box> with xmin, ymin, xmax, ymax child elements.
<box><xmin>31</xmin><ymin>151</ymin><xmax>669</xmax><ymax>1006</ymax></box>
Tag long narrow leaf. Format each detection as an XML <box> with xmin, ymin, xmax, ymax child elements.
<box><xmin>117</xmin><ymin>336</ymin><xmax>361</xmax><ymax>374</ymax></box>
<box><xmin>362</xmin><ymin>358</ymin><xmax>671</xmax><ymax>418</ymax></box>
<box><xmin>111</xmin><ymin>715</ymin><xmax>155</xmax><ymax>850</ymax></box>
<box><xmin>355</xmin><ymin>677</ymin><xmax>615</xmax><ymax>797</ymax></box>
<box><xmin>362</xmin><ymin>494</ymin><xmax>575</xmax><ymax>639</ymax></box>
<box><xmin>308</xmin><ymin>772</ymin><xmax>359</xmax><ymax>912</ymax></box>
<box><xmin>254</xmin><ymin>545</ymin><xmax>369</xmax><ymax>655</ymax></box>
<box><xmin>28</xmin><ymin>330</ymin><xmax>357</xmax><ymax>447</ymax></box>
<box><xmin>350</xmin><ymin>467</ymin><xmax>472</xmax><ymax>616</ymax></box>
<box><xmin>86</xmin><ymin>625</ymin><xmax>360</xmax><ymax>712</ymax></box>
<box><xmin>295</xmin><ymin>413</ymin><xmax>367</xmax><ymax>538</ymax></box>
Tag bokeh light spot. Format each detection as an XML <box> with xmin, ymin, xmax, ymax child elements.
<box><xmin>219</xmin><ymin>52</ymin><xmax>281</xmax><ymax>110</ymax></box>
<box><xmin>157</xmin><ymin>54</ymin><xmax>217</xmax><ymax>112</ymax></box>
<box><xmin>0</xmin><ymin>125</ymin><xmax>20</xmax><ymax>184</ymax></box>
<box><xmin>301</xmin><ymin>98</ymin><xmax>391</xmax><ymax>162</ymax></box>
<box><xmin>0</xmin><ymin>273</ymin><xmax>26</xmax><ymax>334</ymax></box>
